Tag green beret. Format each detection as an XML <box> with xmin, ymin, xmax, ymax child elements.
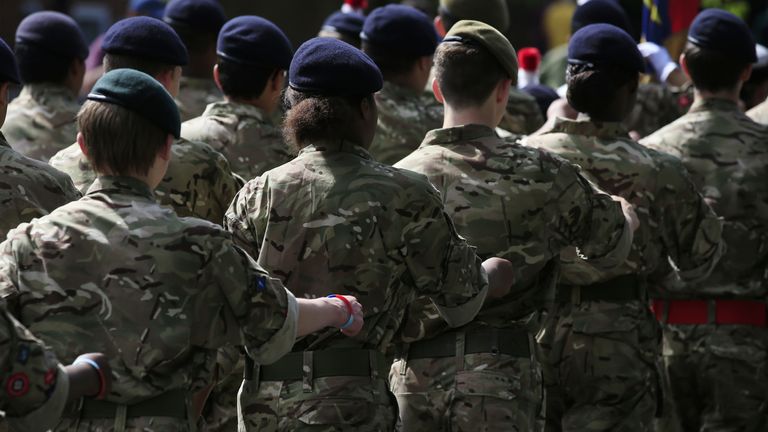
<box><xmin>439</xmin><ymin>0</ymin><xmax>509</xmax><ymax>33</ymax></box>
<box><xmin>88</xmin><ymin>69</ymin><xmax>181</xmax><ymax>138</ymax></box>
<box><xmin>443</xmin><ymin>20</ymin><xmax>517</xmax><ymax>79</ymax></box>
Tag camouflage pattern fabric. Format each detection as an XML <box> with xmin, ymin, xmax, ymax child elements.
<box><xmin>1</xmin><ymin>84</ymin><xmax>81</xmax><ymax>162</ymax></box>
<box><xmin>0</xmin><ymin>132</ymin><xmax>80</xmax><ymax>240</ymax></box>
<box><xmin>0</xmin><ymin>176</ymin><xmax>297</xmax><ymax>431</ymax></box>
<box><xmin>0</xmin><ymin>305</ymin><xmax>70</xmax><ymax>431</ymax></box>
<box><xmin>392</xmin><ymin>124</ymin><xmax>631</xmax><ymax>431</ymax></box>
<box><xmin>182</xmin><ymin>101</ymin><xmax>293</xmax><ymax>180</ymax></box>
<box><xmin>539</xmin><ymin>44</ymin><xmax>568</xmax><ymax>90</ymax></box>
<box><xmin>625</xmin><ymin>83</ymin><xmax>692</xmax><ymax>139</ymax></box>
<box><xmin>641</xmin><ymin>97</ymin><xmax>768</xmax><ymax>430</ymax></box>
<box><xmin>527</xmin><ymin>116</ymin><xmax>723</xmax><ymax>432</ymax></box>
<box><xmin>225</xmin><ymin>139</ymin><xmax>489</xmax><ymax>431</ymax></box>
<box><xmin>500</xmin><ymin>87</ymin><xmax>546</xmax><ymax>135</ymax></box>
<box><xmin>368</xmin><ymin>81</ymin><xmax>443</xmax><ymax>165</ymax></box>
<box><xmin>49</xmin><ymin>138</ymin><xmax>240</xmax><ymax>225</ymax></box>
<box><xmin>177</xmin><ymin>77</ymin><xmax>223</xmax><ymax>122</ymax></box>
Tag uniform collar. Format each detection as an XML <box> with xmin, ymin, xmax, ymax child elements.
<box><xmin>85</xmin><ymin>176</ymin><xmax>155</xmax><ymax>200</ymax></box>
<box><xmin>203</xmin><ymin>100</ymin><xmax>269</xmax><ymax>122</ymax></box>
<box><xmin>179</xmin><ymin>76</ymin><xmax>219</xmax><ymax>91</ymax></box>
<box><xmin>688</xmin><ymin>97</ymin><xmax>740</xmax><ymax>114</ymax></box>
<box><xmin>545</xmin><ymin>115</ymin><xmax>630</xmax><ymax>140</ymax></box>
<box><xmin>298</xmin><ymin>139</ymin><xmax>373</xmax><ymax>160</ymax></box>
<box><xmin>19</xmin><ymin>83</ymin><xmax>77</xmax><ymax>103</ymax></box>
<box><xmin>379</xmin><ymin>80</ymin><xmax>421</xmax><ymax>98</ymax></box>
<box><xmin>422</xmin><ymin>124</ymin><xmax>497</xmax><ymax>147</ymax></box>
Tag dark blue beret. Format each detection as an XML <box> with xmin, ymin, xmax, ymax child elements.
<box><xmin>217</xmin><ymin>16</ymin><xmax>292</xmax><ymax>69</ymax></box>
<box><xmin>571</xmin><ymin>0</ymin><xmax>630</xmax><ymax>34</ymax></box>
<box><xmin>569</xmin><ymin>23</ymin><xmax>644</xmax><ymax>73</ymax></box>
<box><xmin>522</xmin><ymin>84</ymin><xmax>559</xmax><ymax>117</ymax></box>
<box><xmin>289</xmin><ymin>37</ymin><xmax>383</xmax><ymax>97</ymax></box>
<box><xmin>88</xmin><ymin>68</ymin><xmax>181</xmax><ymax>138</ymax></box>
<box><xmin>103</xmin><ymin>17</ymin><xmax>188</xmax><ymax>66</ymax></box>
<box><xmin>15</xmin><ymin>11</ymin><xmax>88</xmax><ymax>60</ymax></box>
<box><xmin>322</xmin><ymin>12</ymin><xmax>365</xmax><ymax>38</ymax></box>
<box><xmin>361</xmin><ymin>4</ymin><xmax>438</xmax><ymax>57</ymax></box>
<box><xmin>688</xmin><ymin>9</ymin><xmax>756</xmax><ymax>63</ymax></box>
<box><xmin>164</xmin><ymin>0</ymin><xmax>226</xmax><ymax>34</ymax></box>
<box><xmin>129</xmin><ymin>0</ymin><xmax>167</xmax><ymax>19</ymax></box>
<box><xmin>0</xmin><ymin>38</ymin><xmax>20</xmax><ymax>84</ymax></box>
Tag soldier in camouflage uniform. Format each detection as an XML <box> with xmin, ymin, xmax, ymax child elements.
<box><xmin>526</xmin><ymin>24</ymin><xmax>724</xmax><ymax>432</ymax></box>
<box><xmin>0</xmin><ymin>12</ymin><xmax>88</xmax><ymax>162</ymax></box>
<box><xmin>164</xmin><ymin>0</ymin><xmax>226</xmax><ymax>122</ymax></box>
<box><xmin>392</xmin><ymin>21</ymin><xmax>637</xmax><ymax>432</ymax></box>
<box><xmin>224</xmin><ymin>37</ymin><xmax>514</xmax><ymax>431</ymax></box>
<box><xmin>0</xmin><ymin>68</ymin><xmax>363</xmax><ymax>432</ymax></box>
<box><xmin>182</xmin><ymin>16</ymin><xmax>294</xmax><ymax>181</ymax></box>
<box><xmin>360</xmin><ymin>5</ymin><xmax>443</xmax><ymax>164</ymax></box>
<box><xmin>640</xmin><ymin>10</ymin><xmax>768</xmax><ymax>431</ymax></box>
<box><xmin>0</xmin><ymin>37</ymin><xmax>80</xmax><ymax>240</ymax></box>
<box><xmin>50</xmin><ymin>17</ymin><xmax>240</xmax><ymax>225</ymax></box>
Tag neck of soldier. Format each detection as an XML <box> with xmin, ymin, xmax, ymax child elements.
<box><xmin>443</xmin><ymin>102</ymin><xmax>498</xmax><ymax>130</ymax></box>
<box><xmin>386</xmin><ymin>71</ymin><xmax>427</xmax><ymax>93</ymax></box>
<box><xmin>694</xmin><ymin>86</ymin><xmax>741</xmax><ymax>105</ymax></box>
<box><xmin>225</xmin><ymin>93</ymin><xmax>275</xmax><ymax>115</ymax></box>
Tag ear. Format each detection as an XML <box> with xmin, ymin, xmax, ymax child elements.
<box><xmin>159</xmin><ymin>135</ymin><xmax>173</xmax><ymax>161</ymax></box>
<box><xmin>496</xmin><ymin>78</ymin><xmax>511</xmax><ymax>104</ymax></box>
<box><xmin>213</xmin><ymin>64</ymin><xmax>222</xmax><ymax>91</ymax></box>
<box><xmin>271</xmin><ymin>70</ymin><xmax>286</xmax><ymax>92</ymax></box>
<box><xmin>432</xmin><ymin>78</ymin><xmax>445</xmax><ymax>105</ymax></box>
<box><xmin>419</xmin><ymin>56</ymin><xmax>432</xmax><ymax>73</ymax></box>
<box><xmin>740</xmin><ymin>64</ymin><xmax>753</xmax><ymax>83</ymax></box>
<box><xmin>77</xmin><ymin>132</ymin><xmax>88</xmax><ymax>157</ymax></box>
<box><xmin>679</xmin><ymin>53</ymin><xmax>691</xmax><ymax>79</ymax></box>
<box><xmin>434</xmin><ymin>16</ymin><xmax>446</xmax><ymax>38</ymax></box>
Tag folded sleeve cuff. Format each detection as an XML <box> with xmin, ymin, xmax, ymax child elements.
<box><xmin>244</xmin><ymin>289</ymin><xmax>298</xmax><ymax>365</ymax></box>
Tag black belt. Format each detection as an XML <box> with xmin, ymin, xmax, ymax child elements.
<box><xmin>557</xmin><ymin>274</ymin><xmax>645</xmax><ymax>303</ymax></box>
<box><xmin>258</xmin><ymin>349</ymin><xmax>388</xmax><ymax>381</ymax></box>
<box><xmin>407</xmin><ymin>328</ymin><xmax>530</xmax><ymax>360</ymax></box>
<box><xmin>65</xmin><ymin>389</ymin><xmax>188</xmax><ymax>419</ymax></box>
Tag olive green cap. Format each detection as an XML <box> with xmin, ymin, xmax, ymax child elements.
<box><xmin>439</xmin><ymin>0</ymin><xmax>509</xmax><ymax>33</ymax></box>
<box><xmin>443</xmin><ymin>19</ymin><xmax>518</xmax><ymax>79</ymax></box>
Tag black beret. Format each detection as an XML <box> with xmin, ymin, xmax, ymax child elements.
<box><xmin>321</xmin><ymin>12</ymin><xmax>365</xmax><ymax>38</ymax></box>
<box><xmin>568</xmin><ymin>23</ymin><xmax>644</xmax><ymax>73</ymax></box>
<box><xmin>688</xmin><ymin>9</ymin><xmax>757</xmax><ymax>63</ymax></box>
<box><xmin>571</xmin><ymin>0</ymin><xmax>630</xmax><ymax>34</ymax></box>
<box><xmin>217</xmin><ymin>16</ymin><xmax>293</xmax><ymax>69</ymax></box>
<box><xmin>362</xmin><ymin>4</ymin><xmax>438</xmax><ymax>57</ymax></box>
<box><xmin>129</xmin><ymin>0</ymin><xmax>167</xmax><ymax>19</ymax></box>
<box><xmin>103</xmin><ymin>17</ymin><xmax>189</xmax><ymax>66</ymax></box>
<box><xmin>15</xmin><ymin>11</ymin><xmax>88</xmax><ymax>60</ymax></box>
<box><xmin>0</xmin><ymin>38</ymin><xmax>20</xmax><ymax>84</ymax></box>
<box><xmin>88</xmin><ymin>68</ymin><xmax>181</xmax><ymax>138</ymax></box>
<box><xmin>164</xmin><ymin>0</ymin><xmax>226</xmax><ymax>34</ymax></box>
<box><xmin>289</xmin><ymin>37</ymin><xmax>383</xmax><ymax>97</ymax></box>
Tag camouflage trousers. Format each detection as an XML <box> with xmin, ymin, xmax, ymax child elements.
<box><xmin>661</xmin><ymin>323</ymin><xmax>768</xmax><ymax>432</ymax></box>
<box><xmin>201</xmin><ymin>346</ymin><xmax>242</xmax><ymax>431</ymax></box>
<box><xmin>237</xmin><ymin>376</ymin><xmax>396</xmax><ymax>431</ymax></box>
<box><xmin>389</xmin><ymin>351</ymin><xmax>543</xmax><ymax>431</ymax></box>
<box><xmin>540</xmin><ymin>301</ymin><xmax>661</xmax><ymax>432</ymax></box>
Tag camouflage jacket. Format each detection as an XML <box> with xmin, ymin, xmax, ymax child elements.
<box><xmin>0</xmin><ymin>133</ymin><xmax>80</xmax><ymax>240</ymax></box>
<box><xmin>0</xmin><ymin>176</ymin><xmax>297</xmax><ymax>405</ymax></box>
<box><xmin>626</xmin><ymin>83</ymin><xmax>693</xmax><ymax>139</ymax></box>
<box><xmin>224</xmin><ymin>140</ymin><xmax>488</xmax><ymax>350</ymax></box>
<box><xmin>527</xmin><ymin>116</ymin><xmax>722</xmax><ymax>287</ymax></box>
<box><xmin>1</xmin><ymin>305</ymin><xmax>70</xmax><ymax>431</ymax></box>
<box><xmin>181</xmin><ymin>101</ymin><xmax>293</xmax><ymax>180</ymax></box>
<box><xmin>368</xmin><ymin>81</ymin><xmax>444</xmax><ymax>165</ymax></box>
<box><xmin>176</xmin><ymin>77</ymin><xmax>222</xmax><ymax>122</ymax></box>
<box><xmin>395</xmin><ymin>124</ymin><xmax>631</xmax><ymax>334</ymax></box>
<box><xmin>641</xmin><ymin>98</ymin><xmax>768</xmax><ymax>298</ymax></box>
<box><xmin>1</xmin><ymin>84</ymin><xmax>81</xmax><ymax>162</ymax></box>
<box><xmin>500</xmin><ymin>87</ymin><xmax>546</xmax><ymax>135</ymax></box>
<box><xmin>49</xmin><ymin>139</ymin><xmax>240</xmax><ymax>225</ymax></box>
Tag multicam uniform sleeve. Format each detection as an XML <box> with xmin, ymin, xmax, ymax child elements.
<box><xmin>1</xmin><ymin>308</ymin><xmax>70</xmax><ymax>432</ymax></box>
<box><xmin>223</xmin><ymin>177</ymin><xmax>266</xmax><ymax>259</ymax></box>
<box><xmin>399</xmin><ymin>174</ymin><xmax>488</xmax><ymax>328</ymax></box>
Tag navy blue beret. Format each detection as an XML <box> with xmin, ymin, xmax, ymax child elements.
<box><xmin>103</xmin><ymin>17</ymin><xmax>188</xmax><ymax>66</ymax></box>
<box><xmin>129</xmin><ymin>0</ymin><xmax>167</xmax><ymax>19</ymax></box>
<box><xmin>569</xmin><ymin>23</ymin><xmax>644</xmax><ymax>73</ymax></box>
<box><xmin>88</xmin><ymin>68</ymin><xmax>181</xmax><ymax>138</ymax></box>
<box><xmin>361</xmin><ymin>4</ymin><xmax>438</xmax><ymax>57</ymax></box>
<box><xmin>15</xmin><ymin>11</ymin><xmax>88</xmax><ymax>60</ymax></box>
<box><xmin>522</xmin><ymin>84</ymin><xmax>559</xmax><ymax>117</ymax></box>
<box><xmin>0</xmin><ymin>38</ymin><xmax>20</xmax><ymax>84</ymax></box>
<box><xmin>322</xmin><ymin>12</ymin><xmax>365</xmax><ymax>38</ymax></box>
<box><xmin>289</xmin><ymin>37</ymin><xmax>383</xmax><ymax>97</ymax></box>
<box><xmin>164</xmin><ymin>0</ymin><xmax>226</xmax><ymax>34</ymax></box>
<box><xmin>688</xmin><ymin>9</ymin><xmax>756</xmax><ymax>63</ymax></box>
<box><xmin>217</xmin><ymin>16</ymin><xmax>292</xmax><ymax>69</ymax></box>
<box><xmin>571</xmin><ymin>0</ymin><xmax>630</xmax><ymax>34</ymax></box>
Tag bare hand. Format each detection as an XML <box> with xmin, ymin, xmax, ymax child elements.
<box><xmin>329</xmin><ymin>295</ymin><xmax>364</xmax><ymax>337</ymax></box>
<box><xmin>482</xmin><ymin>257</ymin><xmax>514</xmax><ymax>299</ymax></box>
<box><xmin>66</xmin><ymin>352</ymin><xmax>112</xmax><ymax>400</ymax></box>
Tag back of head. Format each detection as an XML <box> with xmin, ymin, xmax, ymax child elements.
<box><xmin>566</xmin><ymin>23</ymin><xmax>643</xmax><ymax>120</ymax></box>
<box><xmin>319</xmin><ymin>11</ymin><xmax>365</xmax><ymax>47</ymax></box>
<box><xmin>164</xmin><ymin>0</ymin><xmax>226</xmax><ymax>56</ymax></box>
<box><xmin>285</xmin><ymin>37</ymin><xmax>383</xmax><ymax>149</ymax></box>
<box><xmin>434</xmin><ymin>20</ymin><xmax>517</xmax><ymax>109</ymax></box>
<box><xmin>14</xmin><ymin>11</ymin><xmax>88</xmax><ymax>85</ymax></box>
<box><xmin>438</xmin><ymin>0</ymin><xmax>509</xmax><ymax>33</ymax></box>
<box><xmin>79</xmin><ymin>69</ymin><xmax>180</xmax><ymax>177</ymax></box>
<box><xmin>683</xmin><ymin>9</ymin><xmax>756</xmax><ymax>93</ymax></box>
<box><xmin>102</xmin><ymin>16</ymin><xmax>188</xmax><ymax>77</ymax></box>
<box><xmin>216</xmin><ymin>15</ymin><xmax>293</xmax><ymax>100</ymax></box>
<box><xmin>361</xmin><ymin>4</ymin><xmax>438</xmax><ymax>79</ymax></box>
<box><xmin>570</xmin><ymin>0</ymin><xmax>630</xmax><ymax>34</ymax></box>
